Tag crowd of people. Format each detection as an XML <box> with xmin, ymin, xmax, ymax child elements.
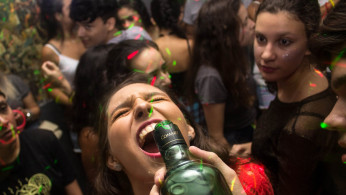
<box><xmin>1</xmin><ymin>0</ymin><xmax>346</xmax><ymax>194</ymax></box>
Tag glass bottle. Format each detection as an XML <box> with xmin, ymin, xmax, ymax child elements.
<box><xmin>153</xmin><ymin>120</ymin><xmax>232</xmax><ymax>195</ymax></box>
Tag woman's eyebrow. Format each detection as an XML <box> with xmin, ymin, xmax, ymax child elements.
<box><xmin>109</xmin><ymin>91</ymin><xmax>167</xmax><ymax>118</ymax></box>
<box><xmin>332</xmin><ymin>75</ymin><xmax>346</xmax><ymax>90</ymax></box>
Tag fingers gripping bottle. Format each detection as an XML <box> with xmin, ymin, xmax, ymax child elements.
<box><xmin>153</xmin><ymin>120</ymin><xmax>232</xmax><ymax>195</ymax></box>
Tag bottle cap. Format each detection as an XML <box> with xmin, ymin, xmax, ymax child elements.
<box><xmin>154</xmin><ymin>120</ymin><xmax>187</xmax><ymax>151</ymax></box>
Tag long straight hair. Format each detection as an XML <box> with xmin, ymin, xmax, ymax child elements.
<box><xmin>186</xmin><ymin>0</ymin><xmax>254</xmax><ymax>108</ymax></box>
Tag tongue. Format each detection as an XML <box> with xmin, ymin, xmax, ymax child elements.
<box><xmin>142</xmin><ymin>133</ymin><xmax>159</xmax><ymax>153</ymax></box>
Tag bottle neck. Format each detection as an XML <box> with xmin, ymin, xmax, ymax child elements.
<box><xmin>162</xmin><ymin>144</ymin><xmax>191</xmax><ymax>169</ymax></box>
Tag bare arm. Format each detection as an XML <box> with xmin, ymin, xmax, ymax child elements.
<box><xmin>42</xmin><ymin>45</ymin><xmax>59</xmax><ymax>65</ymax></box>
<box><xmin>202</xmin><ymin>103</ymin><xmax>231</xmax><ymax>150</ymax></box>
<box><xmin>48</xmin><ymin>88</ymin><xmax>72</xmax><ymax>106</ymax></box>
<box><xmin>22</xmin><ymin>92</ymin><xmax>40</xmax><ymax>121</ymax></box>
<box><xmin>65</xmin><ymin>179</ymin><xmax>83</xmax><ymax>195</ymax></box>
<box><xmin>79</xmin><ymin>127</ymin><xmax>99</xmax><ymax>182</ymax></box>
<box><xmin>41</xmin><ymin>61</ymin><xmax>73</xmax><ymax>95</ymax></box>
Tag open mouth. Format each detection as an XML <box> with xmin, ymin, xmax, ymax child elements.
<box><xmin>138</xmin><ymin>122</ymin><xmax>161</xmax><ymax>158</ymax></box>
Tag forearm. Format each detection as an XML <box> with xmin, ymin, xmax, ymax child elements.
<box><xmin>48</xmin><ymin>88</ymin><xmax>73</xmax><ymax>106</ymax></box>
<box><xmin>202</xmin><ymin>103</ymin><xmax>230</xmax><ymax>147</ymax></box>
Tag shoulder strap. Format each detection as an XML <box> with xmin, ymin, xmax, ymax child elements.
<box><xmin>44</xmin><ymin>43</ymin><xmax>61</xmax><ymax>55</ymax></box>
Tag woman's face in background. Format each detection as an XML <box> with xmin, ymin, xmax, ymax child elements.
<box><xmin>254</xmin><ymin>11</ymin><xmax>310</xmax><ymax>82</ymax></box>
<box><xmin>131</xmin><ymin>47</ymin><xmax>172</xmax><ymax>87</ymax></box>
<box><xmin>60</xmin><ymin>0</ymin><xmax>74</xmax><ymax>27</ymax></box>
<box><xmin>118</xmin><ymin>7</ymin><xmax>142</xmax><ymax>29</ymax></box>
<box><xmin>238</xmin><ymin>4</ymin><xmax>255</xmax><ymax>47</ymax></box>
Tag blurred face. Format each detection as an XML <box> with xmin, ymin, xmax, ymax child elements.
<box><xmin>0</xmin><ymin>95</ymin><xmax>18</xmax><ymax>146</ymax></box>
<box><xmin>76</xmin><ymin>17</ymin><xmax>112</xmax><ymax>48</ymax></box>
<box><xmin>118</xmin><ymin>7</ymin><xmax>142</xmax><ymax>29</ymax></box>
<box><xmin>324</xmin><ymin>58</ymin><xmax>346</xmax><ymax>130</ymax></box>
<box><xmin>106</xmin><ymin>83</ymin><xmax>194</xmax><ymax>183</ymax></box>
<box><xmin>131</xmin><ymin>47</ymin><xmax>171</xmax><ymax>87</ymax></box>
<box><xmin>238</xmin><ymin>4</ymin><xmax>255</xmax><ymax>46</ymax></box>
<box><xmin>61</xmin><ymin>0</ymin><xmax>73</xmax><ymax>27</ymax></box>
<box><xmin>254</xmin><ymin>11</ymin><xmax>311</xmax><ymax>82</ymax></box>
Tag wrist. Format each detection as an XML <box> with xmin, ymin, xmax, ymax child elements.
<box><xmin>25</xmin><ymin>109</ymin><xmax>32</xmax><ymax>122</ymax></box>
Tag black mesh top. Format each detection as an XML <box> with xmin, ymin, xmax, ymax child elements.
<box><xmin>252</xmin><ymin>87</ymin><xmax>342</xmax><ymax>194</ymax></box>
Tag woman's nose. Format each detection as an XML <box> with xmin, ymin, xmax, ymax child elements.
<box><xmin>324</xmin><ymin>101</ymin><xmax>346</xmax><ymax>131</ymax></box>
<box><xmin>261</xmin><ymin>44</ymin><xmax>276</xmax><ymax>61</ymax></box>
<box><xmin>133</xmin><ymin>98</ymin><xmax>153</xmax><ymax>120</ymax></box>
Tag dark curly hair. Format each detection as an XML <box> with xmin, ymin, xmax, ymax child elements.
<box><xmin>39</xmin><ymin>0</ymin><xmax>63</xmax><ymax>41</ymax></box>
<box><xmin>118</xmin><ymin>0</ymin><xmax>153</xmax><ymax>30</ymax></box>
<box><xmin>69</xmin><ymin>0</ymin><xmax>123</xmax><ymax>30</ymax></box>
<box><xmin>310</xmin><ymin>0</ymin><xmax>346</xmax><ymax>67</ymax></box>
<box><xmin>186</xmin><ymin>0</ymin><xmax>254</xmax><ymax>108</ymax></box>
<box><xmin>256</xmin><ymin>0</ymin><xmax>320</xmax><ymax>42</ymax></box>
<box><xmin>151</xmin><ymin>0</ymin><xmax>186</xmax><ymax>38</ymax></box>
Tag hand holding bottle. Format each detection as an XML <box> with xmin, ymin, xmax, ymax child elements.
<box><xmin>150</xmin><ymin>146</ymin><xmax>245</xmax><ymax>195</ymax></box>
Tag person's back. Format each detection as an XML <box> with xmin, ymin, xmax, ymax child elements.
<box><xmin>156</xmin><ymin>35</ymin><xmax>192</xmax><ymax>73</ymax></box>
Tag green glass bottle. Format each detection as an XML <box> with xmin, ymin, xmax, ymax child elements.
<box><xmin>153</xmin><ymin>120</ymin><xmax>232</xmax><ymax>195</ymax></box>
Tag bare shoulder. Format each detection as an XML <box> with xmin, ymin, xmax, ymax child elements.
<box><xmin>42</xmin><ymin>42</ymin><xmax>59</xmax><ymax>64</ymax></box>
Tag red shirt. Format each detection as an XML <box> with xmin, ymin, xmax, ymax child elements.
<box><xmin>230</xmin><ymin>158</ymin><xmax>274</xmax><ymax>195</ymax></box>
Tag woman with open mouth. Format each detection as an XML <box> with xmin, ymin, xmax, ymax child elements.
<box><xmin>94</xmin><ymin>74</ymin><xmax>274</xmax><ymax>195</ymax></box>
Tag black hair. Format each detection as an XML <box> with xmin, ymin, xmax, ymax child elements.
<box><xmin>151</xmin><ymin>0</ymin><xmax>187</xmax><ymax>38</ymax></box>
<box><xmin>39</xmin><ymin>0</ymin><xmax>64</xmax><ymax>41</ymax></box>
<box><xmin>69</xmin><ymin>0</ymin><xmax>123</xmax><ymax>30</ymax></box>
<box><xmin>105</xmin><ymin>39</ymin><xmax>160</xmax><ymax>86</ymax></box>
<box><xmin>310</xmin><ymin>0</ymin><xmax>346</xmax><ymax>66</ymax></box>
<box><xmin>118</xmin><ymin>0</ymin><xmax>153</xmax><ymax>30</ymax></box>
<box><xmin>72</xmin><ymin>44</ymin><xmax>115</xmax><ymax>134</ymax></box>
<box><xmin>256</xmin><ymin>0</ymin><xmax>321</xmax><ymax>45</ymax></box>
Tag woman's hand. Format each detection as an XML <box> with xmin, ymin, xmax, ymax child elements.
<box><xmin>41</xmin><ymin>61</ymin><xmax>63</xmax><ymax>85</ymax></box>
<box><xmin>41</xmin><ymin>61</ymin><xmax>73</xmax><ymax>96</ymax></box>
<box><xmin>150</xmin><ymin>146</ymin><xmax>246</xmax><ymax>195</ymax></box>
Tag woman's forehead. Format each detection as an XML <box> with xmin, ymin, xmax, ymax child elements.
<box><xmin>111</xmin><ymin>83</ymin><xmax>164</xmax><ymax>101</ymax></box>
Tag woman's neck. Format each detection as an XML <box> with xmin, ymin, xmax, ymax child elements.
<box><xmin>277</xmin><ymin>63</ymin><xmax>329</xmax><ymax>103</ymax></box>
<box><xmin>159</xmin><ymin>28</ymin><xmax>172</xmax><ymax>36</ymax></box>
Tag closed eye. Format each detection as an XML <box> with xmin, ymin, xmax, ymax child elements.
<box><xmin>112</xmin><ymin>108</ymin><xmax>130</xmax><ymax>122</ymax></box>
<box><xmin>149</xmin><ymin>96</ymin><xmax>168</xmax><ymax>103</ymax></box>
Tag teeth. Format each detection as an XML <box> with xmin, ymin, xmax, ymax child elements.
<box><xmin>139</xmin><ymin>123</ymin><xmax>157</xmax><ymax>146</ymax></box>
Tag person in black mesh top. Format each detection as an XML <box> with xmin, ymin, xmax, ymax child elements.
<box><xmin>251</xmin><ymin>0</ymin><xmax>344</xmax><ymax>194</ymax></box>
<box><xmin>310</xmin><ymin>0</ymin><xmax>346</xmax><ymax>164</ymax></box>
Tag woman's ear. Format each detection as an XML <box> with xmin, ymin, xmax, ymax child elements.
<box><xmin>106</xmin><ymin>17</ymin><xmax>116</xmax><ymax>31</ymax></box>
<box><xmin>150</xmin><ymin>17</ymin><xmax>157</xmax><ymax>26</ymax></box>
<box><xmin>187</xmin><ymin>124</ymin><xmax>196</xmax><ymax>141</ymax></box>
<box><xmin>107</xmin><ymin>154</ymin><xmax>123</xmax><ymax>171</ymax></box>
<box><xmin>305</xmin><ymin>48</ymin><xmax>312</xmax><ymax>55</ymax></box>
